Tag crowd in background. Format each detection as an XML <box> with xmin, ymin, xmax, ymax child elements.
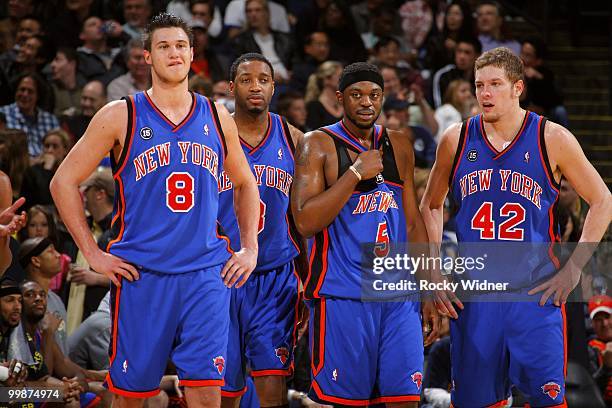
<box><xmin>0</xmin><ymin>0</ymin><xmax>609</xmax><ymax>406</ymax></box>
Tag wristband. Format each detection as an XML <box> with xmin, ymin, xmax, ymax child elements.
<box><xmin>349</xmin><ymin>165</ymin><xmax>362</xmax><ymax>181</ymax></box>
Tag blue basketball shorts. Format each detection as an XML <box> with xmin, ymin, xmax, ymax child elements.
<box><xmin>221</xmin><ymin>262</ymin><xmax>300</xmax><ymax>396</ymax></box>
<box><xmin>105</xmin><ymin>266</ymin><xmax>230</xmax><ymax>397</ymax></box>
<box><xmin>450</xmin><ymin>301</ymin><xmax>566</xmax><ymax>407</ymax></box>
<box><xmin>307</xmin><ymin>298</ymin><xmax>423</xmax><ymax>406</ymax></box>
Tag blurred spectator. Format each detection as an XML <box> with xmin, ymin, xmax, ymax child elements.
<box><xmin>588</xmin><ymin>295</ymin><xmax>612</xmax><ymax>405</ymax></box>
<box><xmin>476</xmin><ymin>1</ymin><xmax>520</xmax><ymax>55</ymax></box>
<box><xmin>0</xmin><ymin>15</ymin><xmax>43</xmax><ymax>64</ymax></box>
<box><xmin>0</xmin><ymin>0</ymin><xmax>35</xmax><ymax>54</ymax></box>
<box><xmin>212</xmin><ymin>79</ymin><xmax>235</xmax><ymax>112</ymax></box>
<box><xmin>319</xmin><ymin>1</ymin><xmax>367</xmax><ymax>65</ymax></box>
<box><xmin>0</xmin><ymin>279</ymin><xmax>25</xmax><ymax>361</ymax></box>
<box><xmin>432</xmin><ymin>36</ymin><xmax>481</xmax><ymax>108</ymax></box>
<box><xmin>290</xmin><ymin>31</ymin><xmax>330</xmax><ymax>93</ymax></box>
<box><xmin>0</xmin><ymin>129</ymin><xmax>29</xmax><ymax>198</ymax></box>
<box><xmin>64</xmin><ymin>169</ymin><xmax>113</xmax><ymax>329</ymax></box>
<box><xmin>45</xmin><ymin>0</ymin><xmax>97</xmax><ymax>50</ymax></box>
<box><xmin>18</xmin><ymin>205</ymin><xmax>72</xmax><ymax>294</ymax></box>
<box><xmin>277</xmin><ymin>91</ymin><xmax>307</xmax><ymax>132</ymax></box>
<box><xmin>20</xmin><ymin>279</ymin><xmax>102</xmax><ymax>406</ymax></box>
<box><xmin>20</xmin><ymin>129</ymin><xmax>71</xmax><ymax>210</ymax></box>
<box><xmin>188</xmin><ymin>75</ymin><xmax>213</xmax><ymax>97</ymax></box>
<box><xmin>189</xmin><ymin>21</ymin><xmax>225</xmax><ymax>83</ymax></box>
<box><xmin>67</xmin><ymin>292</ymin><xmax>110</xmax><ymax>370</ymax></box>
<box><xmin>382</xmin><ymin>96</ymin><xmax>436</xmax><ymax>168</ymax></box>
<box><xmin>398</xmin><ymin>0</ymin><xmax>435</xmax><ymax>58</ymax></box>
<box><xmin>232</xmin><ymin>0</ymin><xmax>296</xmax><ymax>84</ymax></box>
<box><xmin>61</xmin><ymin>80</ymin><xmax>107</xmax><ymax>143</ymax></box>
<box><xmin>77</xmin><ymin>16</ymin><xmax>124</xmax><ymax>85</ymax></box>
<box><xmin>121</xmin><ymin>0</ymin><xmax>152</xmax><ymax>40</ymax></box>
<box><xmin>0</xmin><ymin>73</ymin><xmax>59</xmax><ymax>157</ymax></box>
<box><xmin>225</xmin><ymin>0</ymin><xmax>291</xmax><ymax>39</ymax></box>
<box><xmin>0</xmin><ymin>35</ymin><xmax>47</xmax><ymax>89</ymax></box>
<box><xmin>190</xmin><ymin>0</ymin><xmax>223</xmax><ymax>42</ymax></box>
<box><xmin>434</xmin><ymin>78</ymin><xmax>474</xmax><ymax>142</ymax></box>
<box><xmin>425</xmin><ymin>0</ymin><xmax>475</xmax><ymax>71</ymax></box>
<box><xmin>18</xmin><ymin>237</ymin><xmax>69</xmax><ymax>354</ymax></box>
<box><xmin>557</xmin><ymin>178</ymin><xmax>582</xmax><ymax>243</ymax></box>
<box><xmin>166</xmin><ymin>0</ymin><xmax>192</xmax><ymax>21</ymax></box>
<box><xmin>350</xmin><ymin>0</ymin><xmax>387</xmax><ymax>35</ymax></box>
<box><xmin>519</xmin><ymin>36</ymin><xmax>568</xmax><ymax>127</ymax></box>
<box><xmin>361</xmin><ymin>7</ymin><xmax>403</xmax><ymax>55</ymax></box>
<box><xmin>107</xmin><ymin>39</ymin><xmax>150</xmax><ymax>102</ymax></box>
<box><xmin>423</xmin><ymin>336</ymin><xmax>451</xmax><ymax>408</ymax></box>
<box><xmin>305</xmin><ymin>61</ymin><xmax>343</xmax><ymax>130</ymax></box>
<box><xmin>50</xmin><ymin>47</ymin><xmax>85</xmax><ymax>117</ymax></box>
<box><xmin>373</xmin><ymin>37</ymin><xmax>411</xmax><ymax>71</ymax></box>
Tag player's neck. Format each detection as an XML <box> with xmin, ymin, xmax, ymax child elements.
<box><xmin>342</xmin><ymin>117</ymin><xmax>373</xmax><ymax>146</ymax></box>
<box><xmin>485</xmin><ymin>107</ymin><xmax>526</xmax><ymax>142</ymax></box>
<box><xmin>233</xmin><ymin>106</ymin><xmax>269</xmax><ymax>140</ymax></box>
<box><xmin>148</xmin><ymin>78</ymin><xmax>190</xmax><ymax>108</ymax></box>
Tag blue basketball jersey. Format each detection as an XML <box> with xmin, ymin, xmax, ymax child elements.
<box><xmin>449</xmin><ymin>112</ymin><xmax>560</xmax><ymax>288</ymax></box>
<box><xmin>217</xmin><ymin>112</ymin><xmax>299</xmax><ymax>272</ymax></box>
<box><xmin>304</xmin><ymin>121</ymin><xmax>406</xmax><ymax>300</ymax></box>
<box><xmin>107</xmin><ymin>91</ymin><xmax>231</xmax><ymax>273</ymax></box>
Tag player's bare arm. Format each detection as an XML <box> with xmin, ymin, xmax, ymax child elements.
<box><xmin>291</xmin><ymin>130</ymin><xmax>383</xmax><ymax>238</ymax></box>
<box><xmin>217</xmin><ymin>102</ymin><xmax>260</xmax><ymax>288</ymax></box>
<box><xmin>419</xmin><ymin>123</ymin><xmax>464</xmax><ymax>318</ymax></box>
<box><xmin>50</xmin><ymin>101</ymin><xmax>139</xmax><ymax>287</ymax></box>
<box><xmin>389</xmin><ymin>128</ymin><xmax>441</xmax><ymax>345</ymax></box>
<box><xmin>528</xmin><ymin>122</ymin><xmax>612</xmax><ymax>306</ymax></box>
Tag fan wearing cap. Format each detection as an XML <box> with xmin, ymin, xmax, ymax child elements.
<box><xmin>292</xmin><ymin>62</ymin><xmax>438</xmax><ymax>405</ymax></box>
<box><xmin>0</xmin><ymin>279</ymin><xmax>28</xmax><ymax>386</ymax></box>
<box><xmin>588</xmin><ymin>294</ymin><xmax>612</xmax><ymax>404</ymax></box>
<box><xmin>18</xmin><ymin>237</ymin><xmax>69</xmax><ymax>355</ymax></box>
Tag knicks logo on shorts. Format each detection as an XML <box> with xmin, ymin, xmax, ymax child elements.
<box><xmin>275</xmin><ymin>347</ymin><xmax>289</xmax><ymax>365</ymax></box>
<box><xmin>411</xmin><ymin>371</ymin><xmax>423</xmax><ymax>390</ymax></box>
<box><xmin>213</xmin><ymin>356</ymin><xmax>225</xmax><ymax>375</ymax></box>
<box><xmin>541</xmin><ymin>382</ymin><xmax>561</xmax><ymax>399</ymax></box>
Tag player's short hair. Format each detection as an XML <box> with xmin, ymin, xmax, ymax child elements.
<box><xmin>474</xmin><ymin>47</ymin><xmax>524</xmax><ymax>83</ymax></box>
<box><xmin>229</xmin><ymin>53</ymin><xmax>274</xmax><ymax>81</ymax></box>
<box><xmin>143</xmin><ymin>13</ymin><xmax>193</xmax><ymax>51</ymax></box>
<box><xmin>338</xmin><ymin>62</ymin><xmax>384</xmax><ymax>92</ymax></box>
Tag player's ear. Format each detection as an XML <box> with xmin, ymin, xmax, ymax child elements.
<box><xmin>229</xmin><ymin>81</ymin><xmax>235</xmax><ymax>96</ymax></box>
<box><xmin>143</xmin><ymin>49</ymin><xmax>152</xmax><ymax>65</ymax></box>
<box><xmin>336</xmin><ymin>90</ymin><xmax>343</xmax><ymax>103</ymax></box>
<box><xmin>514</xmin><ymin>80</ymin><xmax>524</xmax><ymax>98</ymax></box>
<box><xmin>190</xmin><ymin>46</ymin><xmax>194</xmax><ymax>62</ymax></box>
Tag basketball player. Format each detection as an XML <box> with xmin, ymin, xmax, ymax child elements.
<box><xmin>420</xmin><ymin>47</ymin><xmax>612</xmax><ymax>406</ymax></box>
<box><xmin>217</xmin><ymin>53</ymin><xmax>306</xmax><ymax>408</ymax></box>
<box><xmin>50</xmin><ymin>13</ymin><xmax>260</xmax><ymax>408</ymax></box>
<box><xmin>291</xmin><ymin>62</ymin><xmax>439</xmax><ymax>407</ymax></box>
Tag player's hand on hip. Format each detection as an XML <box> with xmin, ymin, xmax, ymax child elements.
<box><xmin>422</xmin><ymin>299</ymin><xmax>441</xmax><ymax>346</ymax></box>
<box><xmin>353</xmin><ymin>150</ymin><xmax>383</xmax><ymax>180</ymax></box>
<box><xmin>528</xmin><ymin>260</ymin><xmax>581</xmax><ymax>306</ymax></box>
<box><xmin>221</xmin><ymin>247</ymin><xmax>257</xmax><ymax>288</ymax></box>
<box><xmin>88</xmin><ymin>249</ymin><xmax>139</xmax><ymax>287</ymax></box>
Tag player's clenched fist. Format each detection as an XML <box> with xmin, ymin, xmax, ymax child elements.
<box><xmin>352</xmin><ymin>149</ymin><xmax>383</xmax><ymax>180</ymax></box>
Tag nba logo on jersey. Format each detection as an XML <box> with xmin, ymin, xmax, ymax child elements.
<box><xmin>524</xmin><ymin>151</ymin><xmax>530</xmax><ymax>163</ymax></box>
<box><xmin>278</xmin><ymin>148</ymin><xmax>283</xmax><ymax>160</ymax></box>
<box><xmin>204</xmin><ymin>124</ymin><xmax>209</xmax><ymax>136</ymax></box>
